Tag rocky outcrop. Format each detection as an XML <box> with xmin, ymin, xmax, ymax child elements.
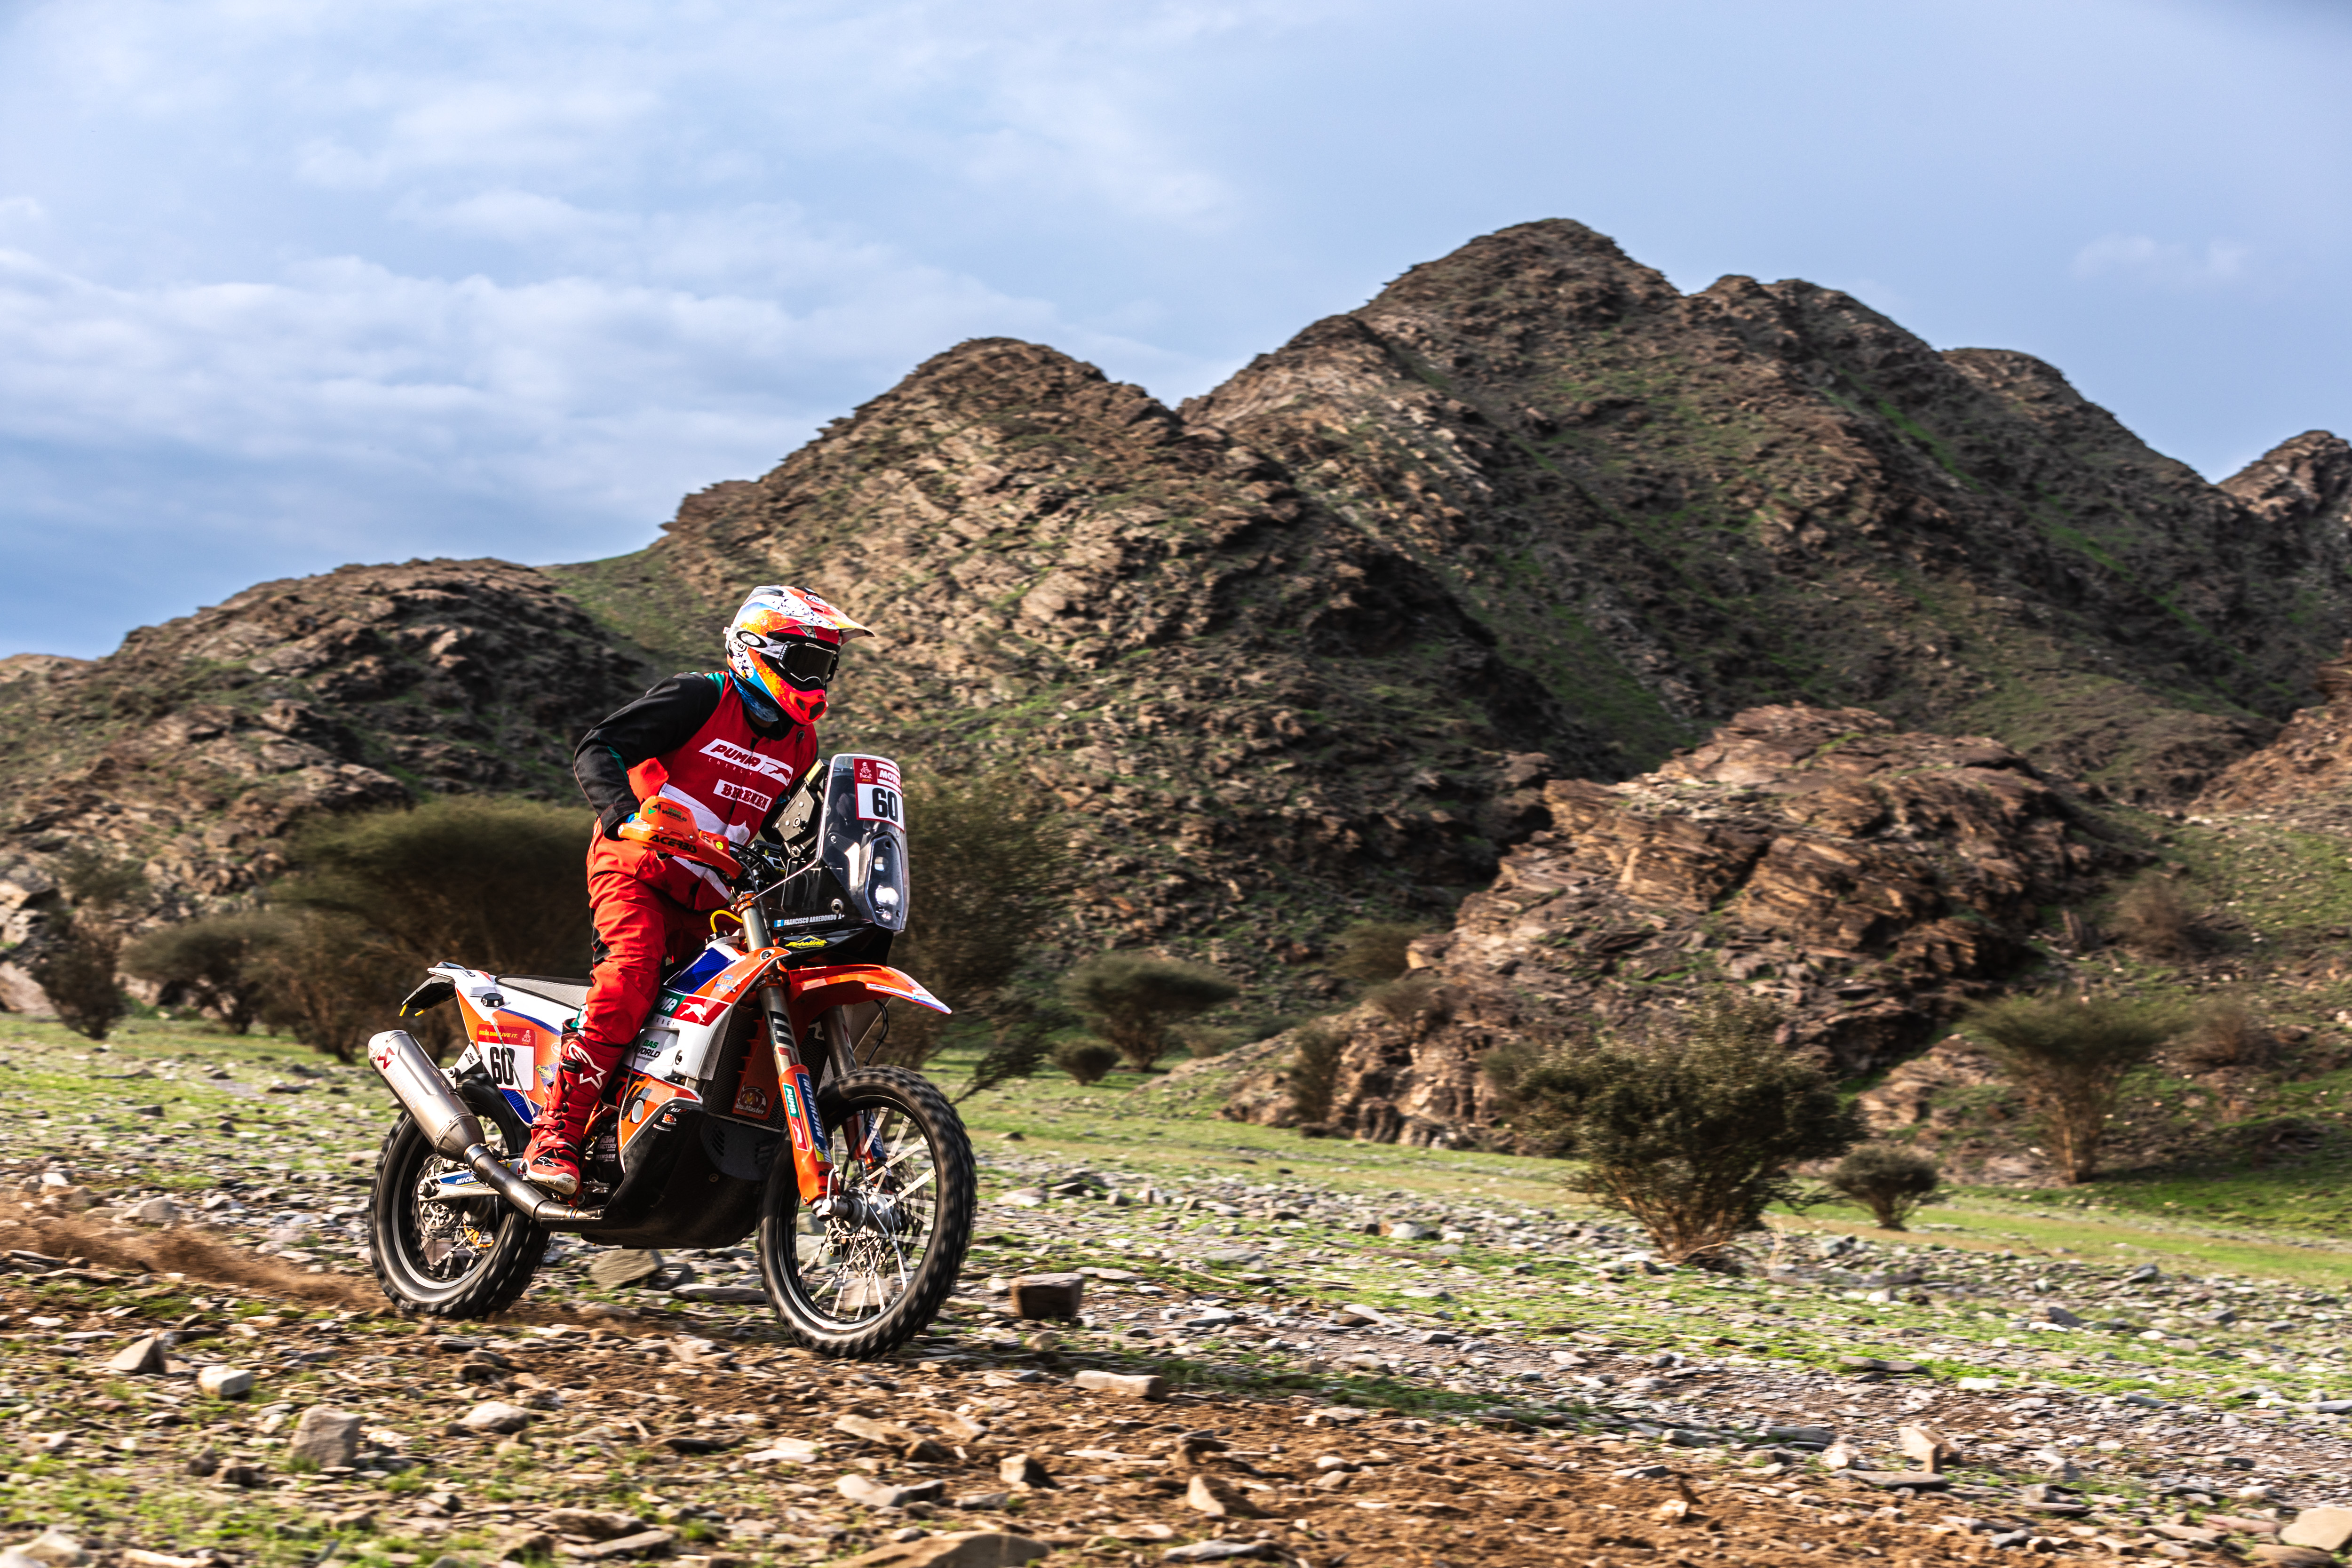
<box><xmin>1220</xmin><ymin>704</ymin><xmax>2133</xmax><ymax>1146</ymax></box>
<box><xmin>2192</xmin><ymin>643</ymin><xmax>2352</xmax><ymax>824</ymax></box>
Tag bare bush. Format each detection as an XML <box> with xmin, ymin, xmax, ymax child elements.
<box><xmin>1963</xmin><ymin>992</ymin><xmax>2181</xmax><ymax>1183</ymax></box>
<box><xmin>2109</xmin><ymin>873</ymin><xmax>2201</xmax><ymax>959</ymax></box>
<box><xmin>1058</xmin><ymin>954</ymin><xmax>1239</xmax><ymax>1072</ymax></box>
<box><xmin>1285</xmin><ymin>1022</ymin><xmax>1346</xmax><ymax>1124</ymax></box>
<box><xmin>1827</xmin><ymin>1144</ymin><xmax>1942</xmax><ymax>1230</ymax></box>
<box><xmin>1331</xmin><ymin>922</ymin><xmax>1431</xmax><ymax>984</ymax></box>
<box><xmin>2176</xmin><ymin>997</ymin><xmax>2276</xmax><ymax>1072</ymax></box>
<box><xmin>1364</xmin><ymin>971</ymin><xmax>1451</xmax><ymax>1026</ymax></box>
<box><xmin>1484</xmin><ymin>995</ymin><xmax>1861</xmax><ymax>1264</ymax></box>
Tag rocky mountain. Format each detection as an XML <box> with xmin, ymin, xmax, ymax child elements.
<box><xmin>3</xmin><ymin>218</ymin><xmax>2349</xmax><ymax>1021</ymax></box>
<box><xmin>1208</xmin><ymin>704</ymin><xmax>2135</xmax><ymax>1146</ymax></box>
<box><xmin>1187</xmin><ymin>224</ymin><xmax>2352</xmax><ymax>802</ymax></box>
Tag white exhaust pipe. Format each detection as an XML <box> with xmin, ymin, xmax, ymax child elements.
<box><xmin>366</xmin><ymin>1030</ymin><xmax>597</xmax><ymax>1224</ymax></box>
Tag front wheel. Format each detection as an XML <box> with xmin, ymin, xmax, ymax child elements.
<box><xmin>366</xmin><ymin>1109</ymin><xmax>549</xmax><ymax>1318</ymax></box>
<box><xmin>758</xmin><ymin>1066</ymin><xmax>975</xmax><ymax>1358</ymax></box>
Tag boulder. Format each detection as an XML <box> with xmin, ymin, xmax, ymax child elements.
<box><xmin>829</xmin><ymin>1533</ymin><xmax>1051</xmax><ymax>1568</ymax></box>
<box><xmin>287</xmin><ymin>1408</ymin><xmax>362</xmax><ymax>1470</ymax></box>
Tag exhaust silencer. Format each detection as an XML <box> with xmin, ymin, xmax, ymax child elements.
<box><xmin>367</xmin><ymin>1030</ymin><xmax>482</xmax><ymax>1158</ymax></box>
<box><xmin>366</xmin><ymin>1029</ymin><xmax>597</xmax><ymax>1225</ymax></box>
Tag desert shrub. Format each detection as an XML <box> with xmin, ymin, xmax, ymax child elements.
<box><xmin>881</xmin><ymin>771</ymin><xmax>1070</xmax><ymax>1071</ymax></box>
<box><xmin>275</xmin><ymin>796</ymin><xmax>591</xmax><ymax>978</ymax></box>
<box><xmin>1058</xmin><ymin>954</ymin><xmax>1240</xmax><ymax>1072</ymax></box>
<box><xmin>2109</xmin><ymin>872</ymin><xmax>2201</xmax><ymax>959</ymax></box>
<box><xmin>1364</xmin><ymin>971</ymin><xmax>1451</xmax><ymax>1026</ymax></box>
<box><xmin>1051</xmin><ymin>1039</ymin><xmax>1120</xmax><ymax>1086</ymax></box>
<box><xmin>242</xmin><ymin>911</ymin><xmax>417</xmax><ymax>1062</ymax></box>
<box><xmin>1285</xmin><ymin>1021</ymin><xmax>1347</xmax><ymax>1124</ymax></box>
<box><xmin>27</xmin><ymin>849</ymin><xmax>147</xmax><ymax>1041</ymax></box>
<box><xmin>1484</xmin><ymin>996</ymin><xmax>1861</xmax><ymax>1264</ymax></box>
<box><xmin>1331</xmin><ymin>922</ymin><xmax>1430</xmax><ymax>984</ymax></box>
<box><xmin>122</xmin><ymin>912</ymin><xmax>285</xmax><ymax>1033</ymax></box>
<box><xmin>2177</xmin><ymin>997</ymin><xmax>2276</xmax><ymax>1072</ymax></box>
<box><xmin>1827</xmin><ymin>1144</ymin><xmax>1942</xmax><ymax>1230</ymax></box>
<box><xmin>1963</xmin><ymin>992</ymin><xmax>2182</xmax><ymax>1183</ymax></box>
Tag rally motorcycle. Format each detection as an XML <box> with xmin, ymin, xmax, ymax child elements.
<box><xmin>363</xmin><ymin>753</ymin><xmax>975</xmax><ymax>1359</ymax></box>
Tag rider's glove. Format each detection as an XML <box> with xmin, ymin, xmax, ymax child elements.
<box><xmin>616</xmin><ymin>796</ymin><xmax>745</xmax><ymax>880</ymax></box>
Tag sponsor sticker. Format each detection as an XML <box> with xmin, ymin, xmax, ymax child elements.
<box><xmin>732</xmin><ymin>1084</ymin><xmax>771</xmax><ymax>1118</ymax></box>
<box><xmin>701</xmin><ymin>738</ymin><xmax>796</xmax><ymax>782</ymax></box>
<box><xmin>655</xmin><ymin>991</ymin><xmax>725</xmax><ymax>1027</ymax></box>
<box><xmin>712</xmin><ymin>778</ymin><xmax>774</xmax><ymax>812</ymax></box>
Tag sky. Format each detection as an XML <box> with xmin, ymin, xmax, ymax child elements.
<box><xmin>2</xmin><ymin>0</ymin><xmax>2347</xmax><ymax>659</ymax></box>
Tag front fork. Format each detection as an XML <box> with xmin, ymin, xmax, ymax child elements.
<box><xmin>760</xmin><ymin>980</ymin><xmax>834</xmax><ymax>1204</ymax></box>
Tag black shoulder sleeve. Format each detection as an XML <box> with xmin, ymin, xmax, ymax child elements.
<box><xmin>573</xmin><ymin>673</ymin><xmax>724</xmax><ymax>837</ymax></box>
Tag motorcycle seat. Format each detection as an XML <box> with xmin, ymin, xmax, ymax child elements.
<box><xmin>500</xmin><ymin>975</ymin><xmax>593</xmax><ymax>1011</ymax></box>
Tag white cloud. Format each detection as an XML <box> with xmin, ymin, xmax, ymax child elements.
<box><xmin>0</xmin><ymin>221</ymin><xmax>1209</xmax><ymax>548</ymax></box>
<box><xmin>2072</xmin><ymin>233</ymin><xmax>2252</xmax><ymax>288</ymax></box>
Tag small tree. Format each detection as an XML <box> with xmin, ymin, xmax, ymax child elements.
<box><xmin>1827</xmin><ymin>1145</ymin><xmax>1942</xmax><ymax>1231</ymax></box>
<box><xmin>276</xmin><ymin>796</ymin><xmax>592</xmax><ymax>978</ymax></box>
<box><xmin>1485</xmin><ymin>996</ymin><xmax>1862</xmax><ymax>1265</ymax></box>
<box><xmin>241</xmin><ymin>910</ymin><xmax>417</xmax><ymax>1063</ymax></box>
<box><xmin>27</xmin><ymin>849</ymin><xmax>146</xmax><ymax>1041</ymax></box>
<box><xmin>1051</xmin><ymin>1039</ymin><xmax>1120</xmax><ymax>1086</ymax></box>
<box><xmin>957</xmin><ymin>1000</ymin><xmax>1073</xmax><ymax>1103</ymax></box>
<box><xmin>1331</xmin><ymin>922</ymin><xmax>1430</xmax><ymax>984</ymax></box>
<box><xmin>1285</xmin><ymin>1021</ymin><xmax>1347</xmax><ymax>1124</ymax></box>
<box><xmin>884</xmin><ymin>770</ymin><xmax>1070</xmax><ymax>1070</ymax></box>
<box><xmin>1058</xmin><ymin>954</ymin><xmax>1239</xmax><ymax>1072</ymax></box>
<box><xmin>1963</xmin><ymin>993</ymin><xmax>2179</xmax><ymax>1183</ymax></box>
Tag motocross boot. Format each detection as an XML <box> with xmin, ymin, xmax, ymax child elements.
<box><xmin>517</xmin><ymin>1035</ymin><xmax>618</xmax><ymax>1197</ymax></box>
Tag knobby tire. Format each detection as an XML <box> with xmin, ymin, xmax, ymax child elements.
<box><xmin>759</xmin><ymin>1066</ymin><xmax>976</xmax><ymax>1359</ymax></box>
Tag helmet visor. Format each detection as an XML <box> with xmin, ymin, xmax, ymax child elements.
<box><xmin>753</xmin><ymin>637</ymin><xmax>839</xmax><ymax>690</ymax></box>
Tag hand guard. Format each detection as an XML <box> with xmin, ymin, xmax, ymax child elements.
<box><xmin>616</xmin><ymin>796</ymin><xmax>745</xmax><ymax>880</ymax></box>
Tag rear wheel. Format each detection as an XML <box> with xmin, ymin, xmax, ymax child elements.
<box><xmin>366</xmin><ymin>1109</ymin><xmax>549</xmax><ymax>1318</ymax></box>
<box><xmin>758</xmin><ymin>1066</ymin><xmax>975</xmax><ymax>1358</ymax></box>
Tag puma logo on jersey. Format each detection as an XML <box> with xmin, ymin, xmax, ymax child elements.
<box><xmin>700</xmin><ymin>739</ymin><xmax>795</xmax><ymax>782</ymax></box>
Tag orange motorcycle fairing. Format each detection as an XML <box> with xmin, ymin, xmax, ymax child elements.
<box><xmin>615</xmin><ymin>1072</ymin><xmax>701</xmax><ymax>1161</ymax></box>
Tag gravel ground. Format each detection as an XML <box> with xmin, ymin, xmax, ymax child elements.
<box><xmin>1</xmin><ymin>1026</ymin><xmax>2349</xmax><ymax>1566</ymax></box>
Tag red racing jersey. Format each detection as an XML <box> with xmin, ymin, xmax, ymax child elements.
<box><xmin>574</xmin><ymin>673</ymin><xmax>817</xmax><ymax>911</ymax></box>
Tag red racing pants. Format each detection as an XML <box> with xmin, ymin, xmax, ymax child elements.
<box><xmin>579</xmin><ymin>866</ymin><xmax>706</xmax><ymax>1071</ymax></box>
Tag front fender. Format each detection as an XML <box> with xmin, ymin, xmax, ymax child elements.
<box><xmin>783</xmin><ymin>963</ymin><xmax>950</xmax><ymax>1036</ymax></box>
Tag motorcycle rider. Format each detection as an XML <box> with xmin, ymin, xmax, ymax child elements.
<box><xmin>518</xmin><ymin>584</ymin><xmax>870</xmax><ymax>1196</ymax></box>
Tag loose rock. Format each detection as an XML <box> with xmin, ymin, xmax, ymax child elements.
<box><xmin>287</xmin><ymin>1408</ymin><xmax>361</xmax><ymax>1470</ymax></box>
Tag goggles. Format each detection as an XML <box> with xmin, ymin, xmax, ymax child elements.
<box><xmin>745</xmin><ymin>634</ymin><xmax>839</xmax><ymax>689</ymax></box>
